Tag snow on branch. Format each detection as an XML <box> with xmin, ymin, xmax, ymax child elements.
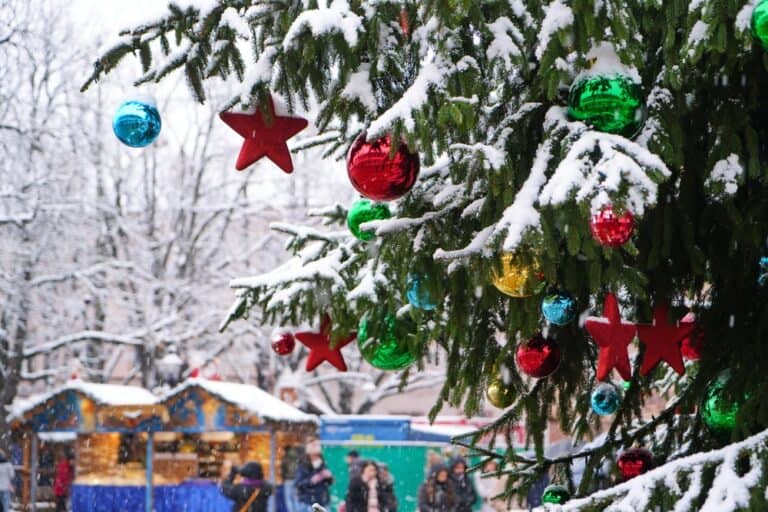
<box><xmin>535</xmin><ymin>0</ymin><xmax>574</xmax><ymax>61</ymax></box>
<box><xmin>282</xmin><ymin>0</ymin><xmax>363</xmax><ymax>50</ymax></box>
<box><xmin>367</xmin><ymin>52</ymin><xmax>453</xmax><ymax>136</ymax></box>
<box><xmin>558</xmin><ymin>428</ymin><xmax>768</xmax><ymax>512</ymax></box>
<box><xmin>23</xmin><ymin>330</ymin><xmax>144</xmax><ymax>357</ymax></box>
<box><xmin>229</xmin><ymin>246</ymin><xmax>347</xmax><ymax>291</ymax></box>
<box><xmin>539</xmin><ymin>122</ymin><xmax>670</xmax><ymax>215</ymax></box>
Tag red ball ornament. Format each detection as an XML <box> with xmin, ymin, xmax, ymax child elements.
<box><xmin>515</xmin><ymin>334</ymin><xmax>561</xmax><ymax>378</ymax></box>
<box><xmin>617</xmin><ymin>448</ymin><xmax>653</xmax><ymax>480</ymax></box>
<box><xmin>346</xmin><ymin>134</ymin><xmax>419</xmax><ymax>201</ymax></box>
<box><xmin>271</xmin><ymin>332</ymin><xmax>296</xmax><ymax>356</ymax></box>
<box><xmin>680</xmin><ymin>312</ymin><xmax>703</xmax><ymax>361</ymax></box>
<box><xmin>590</xmin><ymin>206</ymin><xmax>635</xmax><ymax>248</ymax></box>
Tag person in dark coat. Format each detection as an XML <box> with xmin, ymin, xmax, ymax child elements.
<box><xmin>294</xmin><ymin>438</ymin><xmax>333</xmax><ymax>511</ymax></box>
<box><xmin>377</xmin><ymin>462</ymin><xmax>398</xmax><ymax>512</ymax></box>
<box><xmin>449</xmin><ymin>457</ymin><xmax>477</xmax><ymax>512</ymax></box>
<box><xmin>418</xmin><ymin>464</ymin><xmax>457</xmax><ymax>512</ymax></box>
<box><xmin>221</xmin><ymin>461</ymin><xmax>272</xmax><ymax>512</ymax></box>
<box><xmin>345</xmin><ymin>460</ymin><xmax>383</xmax><ymax>512</ymax></box>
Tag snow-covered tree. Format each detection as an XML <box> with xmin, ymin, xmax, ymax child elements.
<box><xmin>84</xmin><ymin>0</ymin><xmax>768</xmax><ymax>509</ymax></box>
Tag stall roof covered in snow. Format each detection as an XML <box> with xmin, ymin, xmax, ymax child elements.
<box><xmin>10</xmin><ymin>380</ymin><xmax>157</xmax><ymax>421</ymax></box>
<box><xmin>163</xmin><ymin>378</ymin><xmax>318</xmax><ymax>425</ymax></box>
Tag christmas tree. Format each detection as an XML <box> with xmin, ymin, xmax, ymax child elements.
<box><xmin>84</xmin><ymin>0</ymin><xmax>768</xmax><ymax>509</ymax></box>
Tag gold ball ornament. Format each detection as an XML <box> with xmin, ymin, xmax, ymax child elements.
<box><xmin>486</xmin><ymin>377</ymin><xmax>515</xmax><ymax>408</ymax></box>
<box><xmin>491</xmin><ymin>252</ymin><xmax>544</xmax><ymax>298</ymax></box>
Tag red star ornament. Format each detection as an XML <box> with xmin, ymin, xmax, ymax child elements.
<box><xmin>295</xmin><ymin>315</ymin><xmax>356</xmax><ymax>372</ymax></box>
<box><xmin>636</xmin><ymin>303</ymin><xmax>693</xmax><ymax>376</ymax></box>
<box><xmin>585</xmin><ymin>293</ymin><xmax>636</xmax><ymax>381</ymax></box>
<box><xmin>219</xmin><ymin>96</ymin><xmax>308</xmax><ymax>173</ymax></box>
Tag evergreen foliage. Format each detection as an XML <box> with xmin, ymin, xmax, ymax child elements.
<box><xmin>84</xmin><ymin>1</ymin><xmax>768</xmax><ymax>509</ymax></box>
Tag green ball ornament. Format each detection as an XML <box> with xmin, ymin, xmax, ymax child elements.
<box><xmin>753</xmin><ymin>0</ymin><xmax>768</xmax><ymax>49</ymax></box>
<box><xmin>568</xmin><ymin>74</ymin><xmax>645</xmax><ymax>138</ymax></box>
<box><xmin>358</xmin><ymin>313</ymin><xmax>417</xmax><ymax>371</ymax></box>
<box><xmin>701</xmin><ymin>371</ymin><xmax>742</xmax><ymax>438</ymax></box>
<box><xmin>346</xmin><ymin>199</ymin><xmax>391</xmax><ymax>241</ymax></box>
<box><xmin>541</xmin><ymin>484</ymin><xmax>571</xmax><ymax>505</ymax></box>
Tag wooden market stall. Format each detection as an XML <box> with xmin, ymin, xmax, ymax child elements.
<box><xmin>10</xmin><ymin>380</ymin><xmax>162</xmax><ymax>511</ymax></box>
<box><xmin>11</xmin><ymin>379</ymin><xmax>318</xmax><ymax>512</ymax></box>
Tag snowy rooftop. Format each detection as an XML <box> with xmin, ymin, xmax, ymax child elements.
<box><xmin>163</xmin><ymin>378</ymin><xmax>318</xmax><ymax>425</ymax></box>
<box><xmin>10</xmin><ymin>380</ymin><xmax>157</xmax><ymax>420</ymax></box>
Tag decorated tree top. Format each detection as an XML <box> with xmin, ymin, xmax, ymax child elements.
<box><xmin>84</xmin><ymin>0</ymin><xmax>768</xmax><ymax>509</ymax></box>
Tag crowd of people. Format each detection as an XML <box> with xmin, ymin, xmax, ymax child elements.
<box><xmin>220</xmin><ymin>441</ymin><xmax>509</xmax><ymax>512</ymax></box>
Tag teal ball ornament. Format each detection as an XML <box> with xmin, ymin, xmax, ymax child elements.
<box><xmin>541</xmin><ymin>292</ymin><xmax>577</xmax><ymax>325</ymax></box>
<box><xmin>591</xmin><ymin>382</ymin><xmax>621</xmax><ymax>416</ymax></box>
<box><xmin>112</xmin><ymin>99</ymin><xmax>162</xmax><ymax>148</ymax></box>
<box><xmin>406</xmin><ymin>273</ymin><xmax>439</xmax><ymax>311</ymax></box>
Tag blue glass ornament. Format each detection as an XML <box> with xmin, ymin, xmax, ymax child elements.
<box><xmin>541</xmin><ymin>292</ymin><xmax>577</xmax><ymax>325</ymax></box>
<box><xmin>758</xmin><ymin>257</ymin><xmax>768</xmax><ymax>286</ymax></box>
<box><xmin>112</xmin><ymin>99</ymin><xmax>162</xmax><ymax>148</ymax></box>
<box><xmin>591</xmin><ymin>382</ymin><xmax>621</xmax><ymax>416</ymax></box>
<box><xmin>406</xmin><ymin>273</ymin><xmax>438</xmax><ymax>311</ymax></box>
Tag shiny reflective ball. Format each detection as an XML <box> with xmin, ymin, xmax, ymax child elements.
<box><xmin>679</xmin><ymin>312</ymin><xmax>703</xmax><ymax>361</ymax></box>
<box><xmin>568</xmin><ymin>73</ymin><xmax>645</xmax><ymax>138</ymax></box>
<box><xmin>486</xmin><ymin>377</ymin><xmax>515</xmax><ymax>408</ymax></box>
<box><xmin>112</xmin><ymin>99</ymin><xmax>162</xmax><ymax>148</ymax></box>
<box><xmin>271</xmin><ymin>332</ymin><xmax>295</xmax><ymax>356</ymax></box>
<box><xmin>358</xmin><ymin>313</ymin><xmax>417</xmax><ymax>371</ymax></box>
<box><xmin>541</xmin><ymin>484</ymin><xmax>571</xmax><ymax>505</ymax></box>
<box><xmin>617</xmin><ymin>448</ymin><xmax>653</xmax><ymax>480</ymax></box>
<box><xmin>406</xmin><ymin>272</ymin><xmax>439</xmax><ymax>311</ymax></box>
<box><xmin>590</xmin><ymin>206</ymin><xmax>635</xmax><ymax>248</ymax></box>
<box><xmin>515</xmin><ymin>334</ymin><xmax>561</xmax><ymax>378</ymax></box>
<box><xmin>701</xmin><ymin>371</ymin><xmax>742</xmax><ymax>438</ymax></box>
<box><xmin>347</xmin><ymin>134</ymin><xmax>419</xmax><ymax>201</ymax></box>
<box><xmin>541</xmin><ymin>292</ymin><xmax>577</xmax><ymax>325</ymax></box>
<box><xmin>346</xmin><ymin>199</ymin><xmax>391</xmax><ymax>241</ymax></box>
<box><xmin>591</xmin><ymin>382</ymin><xmax>621</xmax><ymax>416</ymax></box>
<box><xmin>492</xmin><ymin>252</ymin><xmax>544</xmax><ymax>298</ymax></box>
<box><xmin>753</xmin><ymin>0</ymin><xmax>768</xmax><ymax>49</ymax></box>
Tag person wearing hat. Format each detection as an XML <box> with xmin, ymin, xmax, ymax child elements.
<box><xmin>295</xmin><ymin>438</ymin><xmax>333</xmax><ymax>511</ymax></box>
<box><xmin>221</xmin><ymin>461</ymin><xmax>272</xmax><ymax>512</ymax></box>
<box><xmin>53</xmin><ymin>451</ymin><xmax>73</xmax><ymax>512</ymax></box>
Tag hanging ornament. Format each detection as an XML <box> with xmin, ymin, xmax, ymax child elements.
<box><xmin>486</xmin><ymin>376</ymin><xmax>515</xmax><ymax>408</ymax></box>
<box><xmin>636</xmin><ymin>302</ymin><xmax>692</xmax><ymax>376</ymax></box>
<box><xmin>295</xmin><ymin>315</ymin><xmax>356</xmax><ymax>372</ymax></box>
<box><xmin>346</xmin><ymin>199</ymin><xmax>391</xmax><ymax>241</ymax></box>
<box><xmin>219</xmin><ymin>96</ymin><xmax>308</xmax><ymax>173</ymax></box>
<box><xmin>701</xmin><ymin>371</ymin><xmax>742</xmax><ymax>438</ymax></box>
<box><xmin>491</xmin><ymin>252</ymin><xmax>544</xmax><ymax>298</ymax></box>
<box><xmin>591</xmin><ymin>382</ymin><xmax>621</xmax><ymax>416</ymax></box>
<box><xmin>406</xmin><ymin>272</ymin><xmax>439</xmax><ymax>311</ymax></box>
<box><xmin>753</xmin><ymin>0</ymin><xmax>768</xmax><ymax>49</ymax></box>
<box><xmin>590</xmin><ymin>206</ymin><xmax>635</xmax><ymax>248</ymax></box>
<box><xmin>679</xmin><ymin>312</ymin><xmax>703</xmax><ymax>361</ymax></box>
<box><xmin>515</xmin><ymin>334</ymin><xmax>561</xmax><ymax>378</ymax></box>
<box><xmin>758</xmin><ymin>256</ymin><xmax>768</xmax><ymax>286</ymax></box>
<box><xmin>358</xmin><ymin>313</ymin><xmax>417</xmax><ymax>371</ymax></box>
<box><xmin>541</xmin><ymin>484</ymin><xmax>571</xmax><ymax>505</ymax></box>
<box><xmin>617</xmin><ymin>448</ymin><xmax>653</xmax><ymax>480</ymax></box>
<box><xmin>567</xmin><ymin>73</ymin><xmax>645</xmax><ymax>137</ymax></box>
<box><xmin>271</xmin><ymin>332</ymin><xmax>296</xmax><ymax>356</ymax></box>
<box><xmin>541</xmin><ymin>292</ymin><xmax>577</xmax><ymax>325</ymax></box>
<box><xmin>112</xmin><ymin>98</ymin><xmax>162</xmax><ymax>148</ymax></box>
<box><xmin>585</xmin><ymin>293</ymin><xmax>636</xmax><ymax>381</ymax></box>
<box><xmin>347</xmin><ymin>134</ymin><xmax>420</xmax><ymax>201</ymax></box>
